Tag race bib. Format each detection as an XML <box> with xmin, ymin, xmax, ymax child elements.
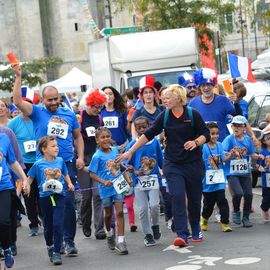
<box><xmin>85</xmin><ymin>126</ymin><xmax>95</xmax><ymax>137</ymax></box>
<box><xmin>161</xmin><ymin>177</ymin><xmax>167</xmax><ymax>187</ymax></box>
<box><xmin>230</xmin><ymin>159</ymin><xmax>249</xmax><ymax>174</ymax></box>
<box><xmin>113</xmin><ymin>174</ymin><xmax>130</xmax><ymax>194</ymax></box>
<box><xmin>23</xmin><ymin>140</ymin><xmax>36</xmax><ymax>153</ymax></box>
<box><xmin>47</xmin><ymin>121</ymin><xmax>68</xmax><ymax>139</ymax></box>
<box><xmin>138</xmin><ymin>174</ymin><xmax>159</xmax><ymax>191</ymax></box>
<box><xmin>206</xmin><ymin>169</ymin><xmax>225</xmax><ymax>185</ymax></box>
<box><xmin>266</xmin><ymin>173</ymin><xmax>270</xmax><ymax>188</ymax></box>
<box><xmin>103</xmin><ymin>117</ymin><xmax>118</xmax><ymax>128</ymax></box>
<box><xmin>0</xmin><ymin>166</ymin><xmax>2</xmax><ymax>181</ymax></box>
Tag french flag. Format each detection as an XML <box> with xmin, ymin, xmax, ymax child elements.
<box><xmin>21</xmin><ymin>86</ymin><xmax>34</xmax><ymax>101</ymax></box>
<box><xmin>227</xmin><ymin>53</ymin><xmax>256</xmax><ymax>82</ymax></box>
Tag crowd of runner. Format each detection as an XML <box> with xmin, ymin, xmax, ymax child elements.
<box><xmin>1</xmin><ymin>65</ymin><xmax>270</xmax><ymax>268</ymax></box>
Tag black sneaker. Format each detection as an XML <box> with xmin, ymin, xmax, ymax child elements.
<box><xmin>95</xmin><ymin>232</ymin><xmax>106</xmax><ymax>240</ymax></box>
<box><xmin>52</xmin><ymin>252</ymin><xmax>62</xmax><ymax>265</ymax></box>
<box><xmin>107</xmin><ymin>236</ymin><xmax>116</xmax><ymax>250</ymax></box>
<box><xmin>47</xmin><ymin>246</ymin><xmax>54</xmax><ymax>262</ymax></box>
<box><xmin>4</xmin><ymin>248</ymin><xmax>15</xmax><ymax>268</ymax></box>
<box><xmin>144</xmin><ymin>234</ymin><xmax>156</xmax><ymax>247</ymax></box>
<box><xmin>242</xmin><ymin>217</ymin><xmax>253</xmax><ymax>228</ymax></box>
<box><xmin>11</xmin><ymin>243</ymin><xmax>17</xmax><ymax>256</ymax></box>
<box><xmin>66</xmin><ymin>244</ymin><xmax>78</xmax><ymax>257</ymax></box>
<box><xmin>115</xmin><ymin>241</ymin><xmax>128</xmax><ymax>255</ymax></box>
<box><xmin>82</xmin><ymin>227</ymin><xmax>91</xmax><ymax>238</ymax></box>
<box><xmin>152</xmin><ymin>225</ymin><xmax>161</xmax><ymax>240</ymax></box>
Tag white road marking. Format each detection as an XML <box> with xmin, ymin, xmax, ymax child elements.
<box><xmin>224</xmin><ymin>257</ymin><xmax>261</xmax><ymax>265</ymax></box>
<box><xmin>166</xmin><ymin>265</ymin><xmax>202</xmax><ymax>270</ymax></box>
<box><xmin>163</xmin><ymin>245</ymin><xmax>193</xmax><ymax>254</ymax></box>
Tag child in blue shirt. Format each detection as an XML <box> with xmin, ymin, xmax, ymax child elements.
<box><xmin>257</xmin><ymin>131</ymin><xmax>270</xmax><ymax>222</ymax></box>
<box><xmin>26</xmin><ymin>136</ymin><xmax>74</xmax><ymax>266</ymax></box>
<box><xmin>88</xmin><ymin>127</ymin><xmax>128</xmax><ymax>255</ymax></box>
<box><xmin>125</xmin><ymin>116</ymin><xmax>163</xmax><ymax>247</ymax></box>
<box><xmin>222</xmin><ymin>115</ymin><xmax>262</xmax><ymax>228</ymax></box>
<box><xmin>201</xmin><ymin>122</ymin><xmax>233</xmax><ymax>232</ymax></box>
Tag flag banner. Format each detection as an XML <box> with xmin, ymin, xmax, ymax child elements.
<box><xmin>227</xmin><ymin>53</ymin><xmax>256</xmax><ymax>82</ymax></box>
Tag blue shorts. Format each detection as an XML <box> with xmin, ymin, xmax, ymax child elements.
<box><xmin>102</xmin><ymin>194</ymin><xmax>124</xmax><ymax>207</ymax></box>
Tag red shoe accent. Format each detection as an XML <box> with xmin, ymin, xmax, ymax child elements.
<box><xmin>191</xmin><ymin>238</ymin><xmax>203</xmax><ymax>243</ymax></box>
<box><xmin>173</xmin><ymin>237</ymin><xmax>188</xmax><ymax>247</ymax></box>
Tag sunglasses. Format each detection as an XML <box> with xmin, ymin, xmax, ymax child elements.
<box><xmin>232</xmin><ymin>123</ymin><xmax>245</xmax><ymax>128</ymax></box>
<box><xmin>186</xmin><ymin>85</ymin><xmax>196</xmax><ymax>90</ymax></box>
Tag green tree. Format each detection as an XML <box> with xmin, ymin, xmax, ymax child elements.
<box><xmin>112</xmin><ymin>0</ymin><xmax>235</xmax><ymax>43</ymax></box>
<box><xmin>0</xmin><ymin>57</ymin><xmax>62</xmax><ymax>92</ymax></box>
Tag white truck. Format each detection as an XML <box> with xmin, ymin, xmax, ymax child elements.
<box><xmin>89</xmin><ymin>27</ymin><xmax>200</xmax><ymax>92</ymax></box>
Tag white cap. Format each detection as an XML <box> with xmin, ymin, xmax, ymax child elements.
<box><xmin>231</xmin><ymin>115</ymin><xmax>248</xmax><ymax>125</ymax></box>
<box><xmin>42</xmin><ymin>179</ymin><xmax>63</xmax><ymax>194</ymax></box>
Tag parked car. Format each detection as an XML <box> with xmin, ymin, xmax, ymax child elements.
<box><xmin>248</xmin><ymin>91</ymin><xmax>270</xmax><ymax>187</ymax></box>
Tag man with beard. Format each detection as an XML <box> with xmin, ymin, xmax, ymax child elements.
<box><xmin>12</xmin><ymin>65</ymin><xmax>84</xmax><ymax>257</ymax></box>
<box><xmin>189</xmin><ymin>68</ymin><xmax>235</xmax><ymax>142</ymax></box>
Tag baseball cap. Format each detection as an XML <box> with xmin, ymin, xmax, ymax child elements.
<box><xmin>231</xmin><ymin>115</ymin><xmax>248</xmax><ymax>125</ymax></box>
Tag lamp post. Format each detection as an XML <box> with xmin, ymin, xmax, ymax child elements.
<box><xmin>239</xmin><ymin>0</ymin><xmax>245</xmax><ymax>56</ymax></box>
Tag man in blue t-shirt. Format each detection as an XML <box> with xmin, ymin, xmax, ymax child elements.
<box><xmin>189</xmin><ymin>68</ymin><xmax>235</xmax><ymax>142</ymax></box>
<box><xmin>12</xmin><ymin>65</ymin><xmax>84</xmax><ymax>256</ymax></box>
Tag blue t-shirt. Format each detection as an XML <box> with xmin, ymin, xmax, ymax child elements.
<box><xmin>88</xmin><ymin>147</ymin><xmax>120</xmax><ymax>199</ymax></box>
<box><xmin>100</xmin><ymin>109</ymin><xmax>128</xmax><ymax>146</ymax></box>
<box><xmin>258</xmin><ymin>148</ymin><xmax>270</xmax><ymax>188</ymax></box>
<box><xmin>132</xmin><ymin>105</ymin><xmax>164</xmax><ymax>126</ymax></box>
<box><xmin>29</xmin><ymin>105</ymin><xmax>79</xmax><ymax>161</ymax></box>
<box><xmin>27</xmin><ymin>157</ymin><xmax>68</xmax><ymax>197</ymax></box>
<box><xmin>0</xmin><ymin>134</ymin><xmax>16</xmax><ymax>191</ymax></box>
<box><xmin>125</xmin><ymin>138</ymin><xmax>163</xmax><ymax>186</ymax></box>
<box><xmin>222</xmin><ymin>134</ymin><xmax>255</xmax><ymax>176</ymax></box>
<box><xmin>8</xmin><ymin>115</ymin><xmax>36</xmax><ymax>164</ymax></box>
<box><xmin>202</xmin><ymin>142</ymin><xmax>226</xmax><ymax>192</ymax></box>
<box><xmin>239</xmin><ymin>99</ymin><xmax>248</xmax><ymax>119</ymax></box>
<box><xmin>189</xmin><ymin>94</ymin><xmax>235</xmax><ymax>141</ymax></box>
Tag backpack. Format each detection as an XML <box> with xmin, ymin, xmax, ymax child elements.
<box><xmin>163</xmin><ymin>106</ymin><xmax>194</xmax><ymax>128</ymax></box>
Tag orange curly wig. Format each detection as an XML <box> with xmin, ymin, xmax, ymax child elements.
<box><xmin>85</xmin><ymin>88</ymin><xmax>108</xmax><ymax>106</ymax></box>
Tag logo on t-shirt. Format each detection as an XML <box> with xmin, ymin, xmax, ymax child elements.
<box><xmin>208</xmin><ymin>155</ymin><xmax>222</xmax><ymax>170</ymax></box>
<box><xmin>44</xmin><ymin>168</ymin><xmax>61</xmax><ymax>181</ymax></box>
<box><xmin>49</xmin><ymin>116</ymin><xmax>67</xmax><ymax>125</ymax></box>
<box><xmin>265</xmin><ymin>156</ymin><xmax>270</xmax><ymax>169</ymax></box>
<box><xmin>140</xmin><ymin>157</ymin><xmax>156</xmax><ymax>175</ymax></box>
<box><xmin>106</xmin><ymin>160</ymin><xmax>120</xmax><ymax>176</ymax></box>
<box><xmin>231</xmin><ymin>146</ymin><xmax>247</xmax><ymax>159</ymax></box>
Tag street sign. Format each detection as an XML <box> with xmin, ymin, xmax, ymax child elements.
<box><xmin>100</xmin><ymin>26</ymin><xmax>143</xmax><ymax>36</ymax></box>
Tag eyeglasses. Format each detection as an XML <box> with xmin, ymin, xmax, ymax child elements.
<box><xmin>232</xmin><ymin>123</ymin><xmax>245</xmax><ymax>128</ymax></box>
<box><xmin>264</xmin><ymin>135</ymin><xmax>270</xmax><ymax>141</ymax></box>
<box><xmin>93</xmin><ymin>105</ymin><xmax>103</xmax><ymax>111</ymax></box>
<box><xmin>186</xmin><ymin>85</ymin><xmax>196</xmax><ymax>90</ymax></box>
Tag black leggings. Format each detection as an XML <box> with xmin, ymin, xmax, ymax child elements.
<box><xmin>0</xmin><ymin>189</ymin><xmax>12</xmax><ymax>250</ymax></box>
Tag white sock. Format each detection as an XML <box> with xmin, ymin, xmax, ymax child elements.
<box><xmin>118</xmin><ymin>236</ymin><xmax>125</xmax><ymax>243</ymax></box>
<box><xmin>106</xmin><ymin>229</ymin><xmax>113</xmax><ymax>237</ymax></box>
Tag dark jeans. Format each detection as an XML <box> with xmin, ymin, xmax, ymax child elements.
<box><xmin>227</xmin><ymin>175</ymin><xmax>253</xmax><ymax>217</ymax></box>
<box><xmin>160</xmin><ymin>186</ymin><xmax>172</xmax><ymax>221</ymax></box>
<box><xmin>77</xmin><ymin>169</ymin><xmax>105</xmax><ymax>236</ymax></box>
<box><xmin>202</xmin><ymin>189</ymin><xmax>230</xmax><ymax>224</ymax></box>
<box><xmin>23</xmin><ymin>163</ymin><xmax>41</xmax><ymax>229</ymax></box>
<box><xmin>39</xmin><ymin>195</ymin><xmax>65</xmax><ymax>253</ymax></box>
<box><xmin>64</xmin><ymin>159</ymin><xmax>77</xmax><ymax>247</ymax></box>
<box><xmin>261</xmin><ymin>188</ymin><xmax>270</xmax><ymax>212</ymax></box>
<box><xmin>0</xmin><ymin>190</ymin><xmax>12</xmax><ymax>250</ymax></box>
<box><xmin>163</xmin><ymin>159</ymin><xmax>204</xmax><ymax>239</ymax></box>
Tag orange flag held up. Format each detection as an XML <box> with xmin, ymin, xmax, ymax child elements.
<box><xmin>6</xmin><ymin>52</ymin><xmax>20</xmax><ymax>65</ymax></box>
<box><xmin>222</xmin><ymin>79</ymin><xmax>234</xmax><ymax>97</ymax></box>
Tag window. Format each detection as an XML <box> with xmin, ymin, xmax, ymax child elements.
<box><xmin>248</xmin><ymin>95</ymin><xmax>265</xmax><ymax>126</ymax></box>
<box><xmin>258</xmin><ymin>95</ymin><xmax>270</xmax><ymax>124</ymax></box>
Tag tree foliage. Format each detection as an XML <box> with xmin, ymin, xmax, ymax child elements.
<box><xmin>112</xmin><ymin>0</ymin><xmax>235</xmax><ymax>43</ymax></box>
<box><xmin>0</xmin><ymin>57</ymin><xmax>62</xmax><ymax>92</ymax></box>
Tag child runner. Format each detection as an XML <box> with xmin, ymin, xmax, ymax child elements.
<box><xmin>25</xmin><ymin>136</ymin><xmax>74</xmax><ymax>266</ymax></box>
<box><xmin>126</xmin><ymin>116</ymin><xmax>163</xmax><ymax>246</ymax></box>
<box><xmin>257</xmin><ymin>130</ymin><xmax>270</xmax><ymax>222</ymax></box>
<box><xmin>0</xmin><ymin>132</ymin><xmax>28</xmax><ymax>269</ymax></box>
<box><xmin>201</xmin><ymin>122</ymin><xmax>233</xmax><ymax>232</ymax></box>
<box><xmin>222</xmin><ymin>115</ymin><xmax>262</xmax><ymax>227</ymax></box>
<box><xmin>87</xmin><ymin>127</ymin><xmax>128</xmax><ymax>255</ymax></box>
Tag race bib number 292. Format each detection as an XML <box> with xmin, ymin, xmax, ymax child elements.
<box><xmin>47</xmin><ymin>122</ymin><xmax>68</xmax><ymax>139</ymax></box>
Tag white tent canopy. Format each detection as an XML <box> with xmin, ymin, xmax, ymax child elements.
<box><xmin>42</xmin><ymin>67</ymin><xmax>92</xmax><ymax>93</ymax></box>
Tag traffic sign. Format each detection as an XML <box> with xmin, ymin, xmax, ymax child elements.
<box><xmin>100</xmin><ymin>26</ymin><xmax>143</xmax><ymax>36</ymax></box>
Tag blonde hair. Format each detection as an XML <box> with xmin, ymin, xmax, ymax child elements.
<box><xmin>164</xmin><ymin>84</ymin><xmax>187</xmax><ymax>105</ymax></box>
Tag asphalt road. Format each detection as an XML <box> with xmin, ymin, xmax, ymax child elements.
<box><xmin>3</xmin><ymin>187</ymin><xmax>269</xmax><ymax>270</ymax></box>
